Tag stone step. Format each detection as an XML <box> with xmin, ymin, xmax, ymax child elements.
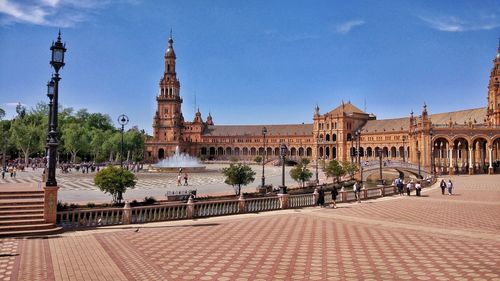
<box><xmin>0</xmin><ymin>199</ymin><xmax>44</xmax><ymax>206</ymax></box>
<box><xmin>0</xmin><ymin>190</ymin><xmax>44</xmax><ymax>195</ymax></box>
<box><xmin>0</xmin><ymin>209</ymin><xmax>44</xmax><ymax>216</ymax></box>
<box><xmin>0</xmin><ymin>204</ymin><xmax>44</xmax><ymax>211</ymax></box>
<box><xmin>0</xmin><ymin>193</ymin><xmax>44</xmax><ymax>200</ymax></box>
<box><xmin>0</xmin><ymin>226</ymin><xmax>63</xmax><ymax>238</ymax></box>
<box><xmin>0</xmin><ymin>223</ymin><xmax>56</xmax><ymax>232</ymax></box>
<box><xmin>0</xmin><ymin>213</ymin><xmax>44</xmax><ymax>221</ymax></box>
<box><xmin>0</xmin><ymin>218</ymin><xmax>46</xmax><ymax>226</ymax></box>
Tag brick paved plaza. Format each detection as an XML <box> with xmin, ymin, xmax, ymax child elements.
<box><xmin>0</xmin><ymin>174</ymin><xmax>499</xmax><ymax>280</ymax></box>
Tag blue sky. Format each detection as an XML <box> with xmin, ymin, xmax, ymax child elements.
<box><xmin>1</xmin><ymin>0</ymin><xmax>499</xmax><ymax>134</ymax></box>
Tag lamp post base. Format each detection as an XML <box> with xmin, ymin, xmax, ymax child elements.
<box><xmin>279</xmin><ymin>185</ymin><xmax>287</xmax><ymax>194</ymax></box>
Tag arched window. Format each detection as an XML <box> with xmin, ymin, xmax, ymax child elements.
<box><xmin>332</xmin><ymin>134</ymin><xmax>337</xmax><ymax>141</ymax></box>
<box><xmin>326</xmin><ymin>134</ymin><xmax>330</xmax><ymax>141</ymax></box>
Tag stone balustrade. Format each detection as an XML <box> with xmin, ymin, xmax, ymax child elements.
<box><xmin>56</xmin><ymin>183</ymin><xmax>422</xmax><ymax>229</ymax></box>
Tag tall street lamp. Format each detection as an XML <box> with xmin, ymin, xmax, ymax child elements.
<box><xmin>417</xmin><ymin>149</ymin><xmax>421</xmax><ymax>179</ymax></box>
<box><xmin>355</xmin><ymin>129</ymin><xmax>362</xmax><ymax>184</ymax></box>
<box><xmin>118</xmin><ymin>114</ymin><xmax>129</xmax><ymax>203</ymax></box>
<box><xmin>378</xmin><ymin>149</ymin><xmax>383</xmax><ymax>185</ymax></box>
<box><xmin>279</xmin><ymin>144</ymin><xmax>288</xmax><ymax>194</ymax></box>
<box><xmin>315</xmin><ymin>137</ymin><xmax>322</xmax><ymax>184</ymax></box>
<box><xmin>46</xmin><ymin>31</ymin><xmax>66</xmax><ymax>187</ymax></box>
<box><xmin>402</xmin><ymin>136</ymin><xmax>406</xmax><ymax>163</ymax></box>
<box><xmin>429</xmin><ymin>128</ymin><xmax>434</xmax><ymax>177</ymax></box>
<box><xmin>261</xmin><ymin>127</ymin><xmax>267</xmax><ymax>188</ymax></box>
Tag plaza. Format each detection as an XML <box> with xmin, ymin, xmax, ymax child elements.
<box><xmin>0</xmin><ymin>174</ymin><xmax>499</xmax><ymax>280</ymax></box>
<box><xmin>0</xmin><ymin>164</ymin><xmax>306</xmax><ymax>204</ymax></box>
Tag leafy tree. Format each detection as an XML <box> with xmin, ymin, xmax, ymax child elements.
<box><xmin>342</xmin><ymin>161</ymin><xmax>359</xmax><ymax>180</ymax></box>
<box><xmin>94</xmin><ymin>165</ymin><xmax>137</xmax><ymax>203</ymax></box>
<box><xmin>62</xmin><ymin>122</ymin><xmax>91</xmax><ymax>163</ymax></box>
<box><xmin>0</xmin><ymin>108</ymin><xmax>5</xmax><ymax>120</ymax></box>
<box><xmin>254</xmin><ymin>155</ymin><xmax>262</xmax><ymax>164</ymax></box>
<box><xmin>9</xmin><ymin>113</ymin><xmax>44</xmax><ymax>165</ymax></box>
<box><xmin>222</xmin><ymin>163</ymin><xmax>256</xmax><ymax>196</ymax></box>
<box><xmin>15</xmin><ymin>103</ymin><xmax>26</xmax><ymax>119</ymax></box>
<box><xmin>289</xmin><ymin>163</ymin><xmax>313</xmax><ymax>187</ymax></box>
<box><xmin>124</xmin><ymin>127</ymin><xmax>145</xmax><ymax>162</ymax></box>
<box><xmin>323</xmin><ymin>160</ymin><xmax>345</xmax><ymax>184</ymax></box>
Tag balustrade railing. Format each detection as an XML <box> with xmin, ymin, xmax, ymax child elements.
<box><xmin>289</xmin><ymin>194</ymin><xmax>315</xmax><ymax>208</ymax></box>
<box><xmin>245</xmin><ymin>197</ymin><xmax>281</xmax><ymax>212</ymax></box>
<box><xmin>132</xmin><ymin>204</ymin><xmax>187</xmax><ymax>224</ymax></box>
<box><xmin>57</xmin><ymin>207</ymin><xmax>124</xmax><ymax>228</ymax></box>
<box><xmin>194</xmin><ymin>200</ymin><xmax>240</xmax><ymax>217</ymax></box>
<box><xmin>57</xmin><ymin>184</ymin><xmax>418</xmax><ymax>229</ymax></box>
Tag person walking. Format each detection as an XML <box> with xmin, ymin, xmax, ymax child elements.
<box><xmin>406</xmin><ymin>180</ymin><xmax>412</xmax><ymax>196</ymax></box>
<box><xmin>317</xmin><ymin>186</ymin><xmax>325</xmax><ymax>207</ymax></box>
<box><xmin>331</xmin><ymin>187</ymin><xmax>339</xmax><ymax>208</ymax></box>
<box><xmin>440</xmin><ymin>179</ymin><xmax>446</xmax><ymax>195</ymax></box>
<box><xmin>415</xmin><ymin>181</ymin><xmax>422</xmax><ymax>196</ymax></box>
<box><xmin>447</xmin><ymin>179</ymin><xmax>453</xmax><ymax>195</ymax></box>
<box><xmin>177</xmin><ymin>173</ymin><xmax>182</xmax><ymax>186</ymax></box>
<box><xmin>183</xmin><ymin>173</ymin><xmax>189</xmax><ymax>186</ymax></box>
<box><xmin>354</xmin><ymin>181</ymin><xmax>362</xmax><ymax>203</ymax></box>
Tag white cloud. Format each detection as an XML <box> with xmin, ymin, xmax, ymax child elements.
<box><xmin>335</xmin><ymin>20</ymin><xmax>365</xmax><ymax>34</ymax></box>
<box><xmin>0</xmin><ymin>0</ymin><xmax>117</xmax><ymax>27</ymax></box>
<box><xmin>419</xmin><ymin>15</ymin><xmax>500</xmax><ymax>32</ymax></box>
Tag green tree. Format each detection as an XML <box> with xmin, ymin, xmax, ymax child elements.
<box><xmin>9</xmin><ymin>113</ymin><xmax>44</xmax><ymax>165</ymax></box>
<box><xmin>222</xmin><ymin>163</ymin><xmax>256</xmax><ymax>196</ymax></box>
<box><xmin>323</xmin><ymin>160</ymin><xmax>345</xmax><ymax>184</ymax></box>
<box><xmin>0</xmin><ymin>108</ymin><xmax>5</xmax><ymax>120</ymax></box>
<box><xmin>62</xmin><ymin>122</ymin><xmax>91</xmax><ymax>163</ymax></box>
<box><xmin>254</xmin><ymin>155</ymin><xmax>262</xmax><ymax>164</ymax></box>
<box><xmin>289</xmin><ymin>163</ymin><xmax>313</xmax><ymax>187</ymax></box>
<box><xmin>94</xmin><ymin>165</ymin><xmax>137</xmax><ymax>203</ymax></box>
<box><xmin>124</xmin><ymin>127</ymin><xmax>145</xmax><ymax>162</ymax></box>
<box><xmin>341</xmin><ymin>161</ymin><xmax>359</xmax><ymax>180</ymax></box>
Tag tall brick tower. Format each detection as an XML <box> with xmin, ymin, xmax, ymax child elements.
<box><xmin>151</xmin><ymin>33</ymin><xmax>185</xmax><ymax>159</ymax></box>
<box><xmin>487</xmin><ymin>39</ymin><xmax>500</xmax><ymax>126</ymax></box>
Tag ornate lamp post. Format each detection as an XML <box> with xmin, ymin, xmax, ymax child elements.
<box><xmin>315</xmin><ymin>137</ymin><xmax>322</xmax><ymax>184</ymax></box>
<box><xmin>417</xmin><ymin>149</ymin><xmax>421</xmax><ymax>179</ymax></box>
<box><xmin>429</xmin><ymin>128</ymin><xmax>434</xmax><ymax>177</ymax></box>
<box><xmin>46</xmin><ymin>31</ymin><xmax>66</xmax><ymax>187</ymax></box>
<box><xmin>261</xmin><ymin>127</ymin><xmax>267</xmax><ymax>188</ymax></box>
<box><xmin>378</xmin><ymin>149</ymin><xmax>383</xmax><ymax>185</ymax></box>
<box><xmin>279</xmin><ymin>144</ymin><xmax>288</xmax><ymax>194</ymax></box>
<box><xmin>117</xmin><ymin>114</ymin><xmax>129</xmax><ymax>203</ymax></box>
<box><xmin>355</xmin><ymin>129</ymin><xmax>362</xmax><ymax>184</ymax></box>
<box><xmin>402</xmin><ymin>136</ymin><xmax>406</xmax><ymax>163</ymax></box>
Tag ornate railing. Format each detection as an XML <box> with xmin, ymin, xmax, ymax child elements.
<box><xmin>289</xmin><ymin>194</ymin><xmax>315</xmax><ymax>208</ymax></box>
<box><xmin>245</xmin><ymin>197</ymin><xmax>281</xmax><ymax>212</ymax></box>
<box><xmin>57</xmin><ymin>184</ymin><xmax>426</xmax><ymax>229</ymax></box>
<box><xmin>194</xmin><ymin>200</ymin><xmax>240</xmax><ymax>217</ymax></box>
<box><xmin>131</xmin><ymin>204</ymin><xmax>187</xmax><ymax>223</ymax></box>
<box><xmin>57</xmin><ymin>207</ymin><xmax>124</xmax><ymax>228</ymax></box>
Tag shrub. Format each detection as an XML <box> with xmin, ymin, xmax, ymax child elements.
<box><xmin>143</xmin><ymin>196</ymin><xmax>157</xmax><ymax>205</ymax></box>
<box><xmin>86</xmin><ymin>202</ymin><xmax>96</xmax><ymax>208</ymax></box>
<box><xmin>130</xmin><ymin>200</ymin><xmax>140</xmax><ymax>207</ymax></box>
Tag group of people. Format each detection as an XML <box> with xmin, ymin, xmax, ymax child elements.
<box><xmin>439</xmin><ymin>179</ymin><xmax>454</xmax><ymax>195</ymax></box>
<box><xmin>1</xmin><ymin>166</ymin><xmax>17</xmax><ymax>179</ymax></box>
<box><xmin>315</xmin><ymin>180</ymin><xmax>362</xmax><ymax>209</ymax></box>
<box><xmin>394</xmin><ymin>178</ymin><xmax>423</xmax><ymax>196</ymax></box>
<box><xmin>177</xmin><ymin>171</ymin><xmax>189</xmax><ymax>186</ymax></box>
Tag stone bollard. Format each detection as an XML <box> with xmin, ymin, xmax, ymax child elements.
<box><xmin>278</xmin><ymin>193</ymin><xmax>289</xmax><ymax>209</ymax></box>
<box><xmin>362</xmin><ymin>186</ymin><xmax>368</xmax><ymax>199</ymax></box>
<box><xmin>238</xmin><ymin>194</ymin><xmax>246</xmax><ymax>213</ymax></box>
<box><xmin>341</xmin><ymin>191</ymin><xmax>347</xmax><ymax>202</ymax></box>
<box><xmin>123</xmin><ymin>201</ymin><xmax>132</xmax><ymax>225</ymax></box>
<box><xmin>43</xmin><ymin>185</ymin><xmax>59</xmax><ymax>224</ymax></box>
<box><xmin>186</xmin><ymin>195</ymin><xmax>195</xmax><ymax>219</ymax></box>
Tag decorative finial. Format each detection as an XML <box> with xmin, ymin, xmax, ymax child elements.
<box><xmin>170</xmin><ymin>28</ymin><xmax>173</xmax><ymax>39</ymax></box>
<box><xmin>57</xmin><ymin>29</ymin><xmax>61</xmax><ymax>42</ymax></box>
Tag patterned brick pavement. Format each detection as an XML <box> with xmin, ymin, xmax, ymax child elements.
<box><xmin>1</xmin><ymin>175</ymin><xmax>499</xmax><ymax>280</ymax></box>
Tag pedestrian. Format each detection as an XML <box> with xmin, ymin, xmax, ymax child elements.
<box><xmin>396</xmin><ymin>178</ymin><xmax>404</xmax><ymax>196</ymax></box>
<box><xmin>406</xmin><ymin>180</ymin><xmax>412</xmax><ymax>196</ymax></box>
<box><xmin>331</xmin><ymin>187</ymin><xmax>338</xmax><ymax>208</ymax></box>
<box><xmin>317</xmin><ymin>186</ymin><xmax>325</xmax><ymax>207</ymax></box>
<box><xmin>177</xmin><ymin>174</ymin><xmax>182</xmax><ymax>186</ymax></box>
<box><xmin>415</xmin><ymin>181</ymin><xmax>422</xmax><ymax>196</ymax></box>
<box><xmin>353</xmin><ymin>181</ymin><xmax>361</xmax><ymax>203</ymax></box>
<box><xmin>12</xmin><ymin>167</ymin><xmax>16</xmax><ymax>178</ymax></box>
<box><xmin>447</xmin><ymin>179</ymin><xmax>453</xmax><ymax>195</ymax></box>
<box><xmin>1</xmin><ymin>168</ymin><xmax>4</xmax><ymax>179</ymax></box>
<box><xmin>440</xmin><ymin>179</ymin><xmax>446</xmax><ymax>195</ymax></box>
<box><xmin>183</xmin><ymin>173</ymin><xmax>189</xmax><ymax>186</ymax></box>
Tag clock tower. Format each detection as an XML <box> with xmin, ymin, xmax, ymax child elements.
<box><xmin>151</xmin><ymin>34</ymin><xmax>185</xmax><ymax>158</ymax></box>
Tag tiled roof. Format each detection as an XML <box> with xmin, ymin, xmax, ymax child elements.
<box><xmin>326</xmin><ymin>102</ymin><xmax>366</xmax><ymax>116</ymax></box>
<box><xmin>361</xmin><ymin>107</ymin><xmax>487</xmax><ymax>133</ymax></box>
<box><xmin>362</xmin><ymin>117</ymin><xmax>409</xmax><ymax>133</ymax></box>
<box><xmin>203</xmin><ymin>124</ymin><xmax>313</xmax><ymax>137</ymax></box>
<box><xmin>428</xmin><ymin>107</ymin><xmax>487</xmax><ymax>125</ymax></box>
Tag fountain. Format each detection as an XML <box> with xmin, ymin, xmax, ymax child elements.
<box><xmin>151</xmin><ymin>146</ymin><xmax>206</xmax><ymax>172</ymax></box>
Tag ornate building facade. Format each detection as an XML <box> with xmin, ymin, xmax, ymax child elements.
<box><xmin>145</xmin><ymin>36</ymin><xmax>500</xmax><ymax>175</ymax></box>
